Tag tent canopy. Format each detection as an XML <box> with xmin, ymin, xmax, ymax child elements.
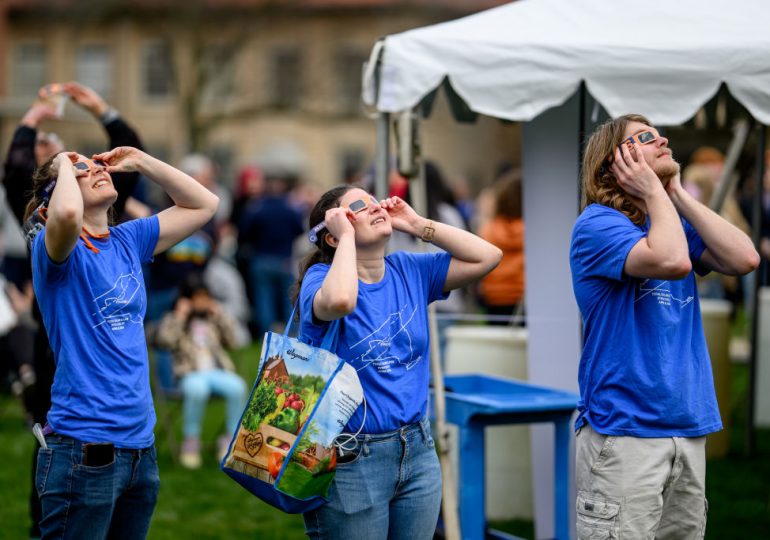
<box><xmin>364</xmin><ymin>0</ymin><xmax>770</xmax><ymax>126</ymax></box>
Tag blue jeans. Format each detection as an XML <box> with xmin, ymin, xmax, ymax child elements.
<box><xmin>179</xmin><ymin>369</ymin><xmax>247</xmax><ymax>438</ymax></box>
<box><xmin>303</xmin><ymin>417</ymin><xmax>442</xmax><ymax>540</ymax></box>
<box><xmin>36</xmin><ymin>435</ymin><xmax>159</xmax><ymax>539</ymax></box>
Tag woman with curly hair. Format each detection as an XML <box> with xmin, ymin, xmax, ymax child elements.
<box><xmin>27</xmin><ymin>147</ymin><xmax>218</xmax><ymax>539</ymax></box>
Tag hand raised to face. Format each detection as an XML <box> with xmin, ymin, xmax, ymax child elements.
<box><xmin>48</xmin><ymin>152</ymin><xmax>79</xmax><ymax>176</ymax></box>
<box><xmin>91</xmin><ymin>147</ymin><xmax>147</xmax><ymax>174</ymax></box>
<box><xmin>323</xmin><ymin>206</ymin><xmax>357</xmax><ymax>244</ymax></box>
<box><xmin>610</xmin><ymin>140</ymin><xmax>664</xmax><ymax>203</ymax></box>
<box><xmin>379</xmin><ymin>196</ymin><xmax>422</xmax><ymax>235</ymax></box>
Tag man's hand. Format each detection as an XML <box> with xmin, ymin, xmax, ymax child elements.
<box><xmin>610</xmin><ymin>141</ymin><xmax>665</xmax><ymax>206</ymax></box>
<box><xmin>664</xmin><ymin>171</ymin><xmax>684</xmax><ymax>197</ymax></box>
<box><xmin>93</xmin><ymin>146</ymin><xmax>147</xmax><ymax>174</ymax></box>
<box><xmin>63</xmin><ymin>81</ymin><xmax>109</xmax><ymax>118</ymax></box>
<box><xmin>20</xmin><ymin>102</ymin><xmax>58</xmax><ymax>129</ymax></box>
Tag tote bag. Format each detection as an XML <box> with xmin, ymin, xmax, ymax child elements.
<box><xmin>221</xmin><ymin>310</ymin><xmax>364</xmax><ymax>513</ymax></box>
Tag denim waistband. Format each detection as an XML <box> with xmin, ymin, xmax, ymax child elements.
<box><xmin>44</xmin><ymin>434</ymin><xmax>153</xmax><ymax>455</ymax></box>
<box><xmin>348</xmin><ymin>416</ymin><xmax>431</xmax><ymax>443</ymax></box>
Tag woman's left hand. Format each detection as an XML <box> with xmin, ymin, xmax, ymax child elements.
<box><xmin>380</xmin><ymin>196</ymin><xmax>425</xmax><ymax>235</ymax></box>
<box><xmin>92</xmin><ymin>146</ymin><xmax>147</xmax><ymax>174</ymax></box>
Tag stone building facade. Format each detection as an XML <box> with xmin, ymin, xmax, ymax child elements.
<box><xmin>0</xmin><ymin>0</ymin><xmax>520</xmax><ymax>194</ymax></box>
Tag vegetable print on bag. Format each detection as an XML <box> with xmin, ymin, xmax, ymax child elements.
<box><xmin>222</xmin><ymin>313</ymin><xmax>364</xmax><ymax>513</ymax></box>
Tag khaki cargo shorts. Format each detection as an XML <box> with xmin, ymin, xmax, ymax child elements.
<box><xmin>575</xmin><ymin>423</ymin><xmax>708</xmax><ymax>539</ymax></box>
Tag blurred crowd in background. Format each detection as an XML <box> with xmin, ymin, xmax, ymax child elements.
<box><xmin>3</xmin><ymin>81</ymin><xmax>770</xmax><ymax>466</ymax></box>
<box><xmin>0</xmin><ymin>82</ymin><xmax>527</xmax><ymax>470</ymax></box>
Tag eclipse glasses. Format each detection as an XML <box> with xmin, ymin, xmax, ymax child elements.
<box><xmin>307</xmin><ymin>195</ymin><xmax>380</xmax><ymax>243</ymax></box>
<box><xmin>622</xmin><ymin>130</ymin><xmax>657</xmax><ymax>147</ymax></box>
<box><xmin>73</xmin><ymin>159</ymin><xmax>108</xmax><ymax>173</ymax></box>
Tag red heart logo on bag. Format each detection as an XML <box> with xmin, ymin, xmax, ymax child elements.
<box><xmin>244</xmin><ymin>432</ymin><xmax>263</xmax><ymax>457</ymax></box>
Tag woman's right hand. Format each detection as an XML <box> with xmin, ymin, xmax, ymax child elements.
<box><xmin>49</xmin><ymin>152</ymin><xmax>77</xmax><ymax>176</ymax></box>
<box><xmin>323</xmin><ymin>207</ymin><xmax>356</xmax><ymax>241</ymax></box>
<box><xmin>92</xmin><ymin>146</ymin><xmax>147</xmax><ymax>174</ymax></box>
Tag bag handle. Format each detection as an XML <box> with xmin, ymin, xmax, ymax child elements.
<box><xmin>285</xmin><ymin>302</ymin><xmax>341</xmax><ymax>353</ymax></box>
<box><xmin>286</xmin><ymin>302</ymin><xmax>367</xmax><ymax>445</ymax></box>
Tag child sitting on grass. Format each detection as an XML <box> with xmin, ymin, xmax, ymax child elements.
<box><xmin>156</xmin><ymin>274</ymin><xmax>247</xmax><ymax>468</ymax></box>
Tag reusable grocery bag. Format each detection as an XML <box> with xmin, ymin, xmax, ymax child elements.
<box><xmin>221</xmin><ymin>310</ymin><xmax>364</xmax><ymax>513</ymax></box>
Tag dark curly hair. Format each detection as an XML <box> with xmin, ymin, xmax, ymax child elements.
<box><xmin>289</xmin><ymin>185</ymin><xmax>356</xmax><ymax>315</ymax></box>
<box><xmin>23</xmin><ymin>153</ymin><xmax>62</xmax><ymax>221</ymax></box>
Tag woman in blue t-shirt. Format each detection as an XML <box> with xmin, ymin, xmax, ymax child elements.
<box><xmin>25</xmin><ymin>147</ymin><xmax>219</xmax><ymax>539</ymax></box>
<box><xmin>294</xmin><ymin>185</ymin><xmax>501</xmax><ymax>539</ymax></box>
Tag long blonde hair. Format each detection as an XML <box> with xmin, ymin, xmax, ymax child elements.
<box><xmin>581</xmin><ymin>114</ymin><xmax>651</xmax><ymax>225</ymax></box>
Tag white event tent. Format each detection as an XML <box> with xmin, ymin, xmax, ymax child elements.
<box><xmin>362</xmin><ymin>1</ymin><xmax>770</xmax><ymax>538</ymax></box>
<box><xmin>366</xmin><ymin>0</ymin><xmax>770</xmax><ymax>125</ymax></box>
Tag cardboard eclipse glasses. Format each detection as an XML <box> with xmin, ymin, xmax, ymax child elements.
<box><xmin>73</xmin><ymin>159</ymin><xmax>108</xmax><ymax>173</ymax></box>
<box><xmin>622</xmin><ymin>130</ymin><xmax>657</xmax><ymax>147</ymax></box>
<box><xmin>605</xmin><ymin>130</ymin><xmax>658</xmax><ymax>167</ymax></box>
<box><xmin>308</xmin><ymin>195</ymin><xmax>380</xmax><ymax>243</ymax></box>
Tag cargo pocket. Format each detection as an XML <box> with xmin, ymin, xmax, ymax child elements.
<box><xmin>576</xmin><ymin>493</ymin><xmax>620</xmax><ymax>540</ymax></box>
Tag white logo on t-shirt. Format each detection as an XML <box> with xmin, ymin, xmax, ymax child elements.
<box><xmin>91</xmin><ymin>272</ymin><xmax>144</xmax><ymax>331</ymax></box>
<box><xmin>349</xmin><ymin>304</ymin><xmax>421</xmax><ymax>373</ymax></box>
<box><xmin>636</xmin><ymin>279</ymin><xmax>693</xmax><ymax>308</ymax></box>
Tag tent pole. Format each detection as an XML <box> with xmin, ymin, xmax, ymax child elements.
<box><xmin>709</xmin><ymin>119</ymin><xmax>751</xmax><ymax>212</ymax></box>
<box><xmin>406</xmin><ymin>118</ymin><xmax>461</xmax><ymax>540</ymax></box>
<box><xmin>428</xmin><ymin>298</ymin><xmax>461</xmax><ymax>540</ymax></box>
<box><xmin>577</xmin><ymin>83</ymin><xmax>587</xmax><ymax>213</ymax></box>
<box><xmin>375</xmin><ymin>112</ymin><xmax>390</xmax><ymax>200</ymax></box>
<box><xmin>746</xmin><ymin>123</ymin><xmax>766</xmax><ymax>456</ymax></box>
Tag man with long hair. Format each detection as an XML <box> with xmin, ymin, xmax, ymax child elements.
<box><xmin>570</xmin><ymin>114</ymin><xmax>759</xmax><ymax>538</ymax></box>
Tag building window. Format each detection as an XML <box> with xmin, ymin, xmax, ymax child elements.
<box><xmin>268</xmin><ymin>47</ymin><xmax>302</xmax><ymax>108</ymax></box>
<box><xmin>201</xmin><ymin>44</ymin><xmax>235</xmax><ymax>106</ymax></box>
<box><xmin>76</xmin><ymin>44</ymin><xmax>112</xmax><ymax>99</ymax></box>
<box><xmin>335</xmin><ymin>48</ymin><xmax>367</xmax><ymax>115</ymax></box>
<box><xmin>142</xmin><ymin>41</ymin><xmax>175</xmax><ymax>99</ymax></box>
<box><xmin>13</xmin><ymin>43</ymin><xmax>46</xmax><ymax>97</ymax></box>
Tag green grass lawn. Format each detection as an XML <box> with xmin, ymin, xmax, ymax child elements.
<box><xmin>1</xmin><ymin>342</ymin><xmax>768</xmax><ymax>539</ymax></box>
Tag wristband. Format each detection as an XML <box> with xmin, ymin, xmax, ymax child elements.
<box><xmin>420</xmin><ymin>220</ymin><xmax>435</xmax><ymax>243</ymax></box>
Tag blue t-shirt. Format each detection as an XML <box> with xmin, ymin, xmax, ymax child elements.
<box><xmin>569</xmin><ymin>204</ymin><xmax>722</xmax><ymax>437</ymax></box>
<box><xmin>299</xmin><ymin>251</ymin><xmax>451</xmax><ymax>433</ymax></box>
<box><xmin>32</xmin><ymin>216</ymin><xmax>160</xmax><ymax>448</ymax></box>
